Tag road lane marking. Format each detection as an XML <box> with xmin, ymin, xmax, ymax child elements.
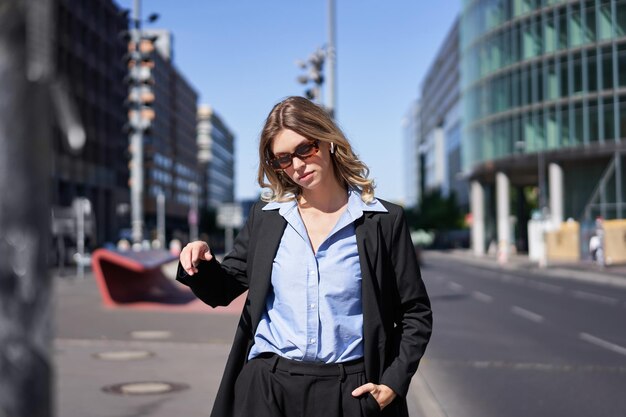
<box><xmin>447</xmin><ymin>282</ymin><xmax>463</xmax><ymax>292</ymax></box>
<box><xmin>526</xmin><ymin>281</ymin><xmax>564</xmax><ymax>294</ymax></box>
<box><xmin>579</xmin><ymin>333</ymin><xmax>626</xmax><ymax>356</ymax></box>
<box><xmin>471</xmin><ymin>291</ymin><xmax>493</xmax><ymax>303</ymax></box>
<box><xmin>571</xmin><ymin>290</ymin><xmax>619</xmax><ymax>305</ymax></box>
<box><xmin>511</xmin><ymin>306</ymin><xmax>544</xmax><ymax>323</ymax></box>
<box><xmin>428</xmin><ymin>359</ymin><xmax>626</xmax><ymax>373</ymax></box>
<box><xmin>501</xmin><ymin>275</ymin><xmax>526</xmax><ymax>285</ymax></box>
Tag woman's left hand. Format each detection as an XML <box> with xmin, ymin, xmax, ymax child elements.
<box><xmin>351</xmin><ymin>383</ymin><xmax>397</xmax><ymax>410</ymax></box>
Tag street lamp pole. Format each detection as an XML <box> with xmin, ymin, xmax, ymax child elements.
<box><xmin>327</xmin><ymin>0</ymin><xmax>336</xmax><ymax>118</ymax></box>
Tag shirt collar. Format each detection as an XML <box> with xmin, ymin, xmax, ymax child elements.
<box><xmin>262</xmin><ymin>189</ymin><xmax>388</xmax><ymax>218</ymax></box>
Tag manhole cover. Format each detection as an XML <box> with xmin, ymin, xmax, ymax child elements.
<box><xmin>93</xmin><ymin>350</ymin><xmax>154</xmax><ymax>361</ymax></box>
<box><xmin>102</xmin><ymin>381</ymin><xmax>189</xmax><ymax>396</ymax></box>
<box><xmin>130</xmin><ymin>330</ymin><xmax>172</xmax><ymax>340</ymax></box>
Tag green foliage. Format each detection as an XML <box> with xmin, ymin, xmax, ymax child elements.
<box><xmin>405</xmin><ymin>189</ymin><xmax>465</xmax><ymax>231</ymax></box>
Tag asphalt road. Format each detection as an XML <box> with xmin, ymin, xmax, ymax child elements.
<box><xmin>418</xmin><ymin>256</ymin><xmax>626</xmax><ymax>417</ymax></box>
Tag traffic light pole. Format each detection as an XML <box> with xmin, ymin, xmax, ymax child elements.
<box><xmin>130</xmin><ymin>0</ymin><xmax>145</xmax><ymax>246</ymax></box>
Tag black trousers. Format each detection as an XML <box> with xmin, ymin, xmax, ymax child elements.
<box><xmin>233</xmin><ymin>353</ymin><xmax>381</xmax><ymax>417</ymax></box>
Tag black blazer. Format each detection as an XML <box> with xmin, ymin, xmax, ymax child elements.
<box><xmin>177</xmin><ymin>199</ymin><xmax>432</xmax><ymax>417</ymax></box>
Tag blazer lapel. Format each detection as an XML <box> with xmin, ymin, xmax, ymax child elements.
<box><xmin>249</xmin><ymin>210</ymin><xmax>286</xmax><ymax>329</ymax></box>
<box><xmin>355</xmin><ymin>212</ymin><xmax>381</xmax><ymax>291</ymax></box>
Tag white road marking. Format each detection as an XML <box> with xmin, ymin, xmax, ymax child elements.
<box><xmin>527</xmin><ymin>281</ymin><xmax>564</xmax><ymax>294</ymax></box>
<box><xmin>447</xmin><ymin>282</ymin><xmax>463</xmax><ymax>292</ymax></box>
<box><xmin>501</xmin><ymin>275</ymin><xmax>526</xmax><ymax>285</ymax></box>
<box><xmin>579</xmin><ymin>333</ymin><xmax>626</xmax><ymax>356</ymax></box>
<box><xmin>571</xmin><ymin>290</ymin><xmax>619</xmax><ymax>305</ymax></box>
<box><xmin>511</xmin><ymin>306</ymin><xmax>544</xmax><ymax>323</ymax></box>
<box><xmin>471</xmin><ymin>291</ymin><xmax>493</xmax><ymax>303</ymax></box>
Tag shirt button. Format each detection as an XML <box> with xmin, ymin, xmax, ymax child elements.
<box><xmin>309</xmin><ymin>303</ymin><xmax>316</xmax><ymax>309</ymax></box>
<box><xmin>310</xmin><ymin>338</ymin><xmax>316</xmax><ymax>344</ymax></box>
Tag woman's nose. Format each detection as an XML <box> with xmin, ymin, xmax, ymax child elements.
<box><xmin>292</xmin><ymin>156</ymin><xmax>306</xmax><ymax>170</ymax></box>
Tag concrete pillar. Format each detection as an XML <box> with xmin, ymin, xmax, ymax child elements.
<box><xmin>0</xmin><ymin>1</ymin><xmax>53</xmax><ymax>415</ymax></box>
<box><xmin>496</xmin><ymin>172</ymin><xmax>511</xmax><ymax>263</ymax></box>
<box><xmin>549</xmin><ymin>162</ymin><xmax>564</xmax><ymax>226</ymax></box>
<box><xmin>470</xmin><ymin>180</ymin><xmax>485</xmax><ymax>256</ymax></box>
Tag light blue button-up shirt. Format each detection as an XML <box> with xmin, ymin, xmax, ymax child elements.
<box><xmin>248</xmin><ymin>189</ymin><xmax>388</xmax><ymax>363</ymax></box>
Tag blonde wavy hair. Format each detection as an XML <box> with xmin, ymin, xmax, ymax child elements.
<box><xmin>257</xmin><ymin>96</ymin><xmax>375</xmax><ymax>203</ymax></box>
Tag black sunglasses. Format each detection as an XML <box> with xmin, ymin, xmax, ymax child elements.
<box><xmin>268</xmin><ymin>140</ymin><xmax>320</xmax><ymax>170</ymax></box>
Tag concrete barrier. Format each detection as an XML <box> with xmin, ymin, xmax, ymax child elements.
<box><xmin>603</xmin><ymin>219</ymin><xmax>626</xmax><ymax>265</ymax></box>
<box><xmin>546</xmin><ymin>221</ymin><xmax>580</xmax><ymax>262</ymax></box>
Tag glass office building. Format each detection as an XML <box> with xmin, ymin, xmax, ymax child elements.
<box><xmin>461</xmin><ymin>0</ymin><xmax>626</xmax><ymax>253</ymax></box>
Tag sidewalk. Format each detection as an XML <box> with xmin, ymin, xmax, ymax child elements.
<box><xmin>54</xmin><ymin>262</ymin><xmax>240</xmax><ymax>417</ymax></box>
<box><xmin>422</xmin><ymin>249</ymin><xmax>626</xmax><ymax>288</ymax></box>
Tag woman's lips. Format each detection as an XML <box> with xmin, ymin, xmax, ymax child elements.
<box><xmin>299</xmin><ymin>171</ymin><xmax>313</xmax><ymax>181</ymax></box>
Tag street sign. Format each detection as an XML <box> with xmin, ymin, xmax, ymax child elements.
<box><xmin>217</xmin><ymin>203</ymin><xmax>243</xmax><ymax>228</ymax></box>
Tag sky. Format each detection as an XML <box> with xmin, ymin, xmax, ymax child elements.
<box><xmin>117</xmin><ymin>0</ymin><xmax>461</xmax><ymax>203</ymax></box>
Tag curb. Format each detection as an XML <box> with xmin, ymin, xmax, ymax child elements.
<box><xmin>423</xmin><ymin>251</ymin><xmax>626</xmax><ymax>289</ymax></box>
<box><xmin>410</xmin><ymin>369</ymin><xmax>448</xmax><ymax>417</ymax></box>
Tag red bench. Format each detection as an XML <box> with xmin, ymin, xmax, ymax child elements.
<box><xmin>91</xmin><ymin>248</ymin><xmax>245</xmax><ymax>313</ymax></box>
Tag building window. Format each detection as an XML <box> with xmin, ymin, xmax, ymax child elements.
<box><xmin>603</xmin><ymin>97</ymin><xmax>617</xmax><ymax>141</ymax></box>
<box><xmin>583</xmin><ymin>0</ymin><xmax>597</xmax><ymax>44</ymax></box>
<box><xmin>572</xmin><ymin>51</ymin><xmax>584</xmax><ymax>95</ymax></box>
<box><xmin>619</xmin><ymin>99</ymin><xmax>626</xmax><ymax>140</ymax></box>
<box><xmin>618</xmin><ymin>0</ymin><xmax>626</xmax><ymax>36</ymax></box>
<box><xmin>598</xmin><ymin>0</ymin><xmax>613</xmax><ymax>40</ymax></box>
<box><xmin>546</xmin><ymin>58</ymin><xmax>559</xmax><ymax>100</ymax></box>
<box><xmin>543</xmin><ymin>10</ymin><xmax>557</xmax><ymax>53</ymax></box>
<box><xmin>569</xmin><ymin>2</ymin><xmax>584</xmax><ymax>47</ymax></box>
<box><xmin>588</xmin><ymin>48</ymin><xmax>599</xmax><ymax>92</ymax></box>
<box><xmin>557</xmin><ymin>8</ymin><xmax>568</xmax><ymax>50</ymax></box>
<box><xmin>618</xmin><ymin>43</ymin><xmax>626</xmax><ymax>88</ymax></box>
<box><xmin>601</xmin><ymin>46</ymin><xmax>614</xmax><ymax>90</ymax></box>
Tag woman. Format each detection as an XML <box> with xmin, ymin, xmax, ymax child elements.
<box><xmin>177</xmin><ymin>96</ymin><xmax>432</xmax><ymax>417</ymax></box>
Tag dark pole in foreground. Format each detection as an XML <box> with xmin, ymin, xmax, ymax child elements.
<box><xmin>0</xmin><ymin>1</ymin><xmax>53</xmax><ymax>416</ymax></box>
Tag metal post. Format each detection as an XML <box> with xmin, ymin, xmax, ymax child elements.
<box><xmin>0</xmin><ymin>1</ymin><xmax>53</xmax><ymax>415</ymax></box>
<box><xmin>130</xmin><ymin>0</ymin><xmax>144</xmax><ymax>246</ymax></box>
<box><xmin>130</xmin><ymin>130</ymin><xmax>144</xmax><ymax>246</ymax></box>
<box><xmin>76</xmin><ymin>198</ymin><xmax>85</xmax><ymax>280</ymax></box>
<box><xmin>225</xmin><ymin>226</ymin><xmax>234</xmax><ymax>254</ymax></box>
<box><xmin>327</xmin><ymin>0</ymin><xmax>336</xmax><ymax>118</ymax></box>
<box><xmin>189</xmin><ymin>183</ymin><xmax>199</xmax><ymax>242</ymax></box>
<box><xmin>157</xmin><ymin>192</ymin><xmax>165</xmax><ymax>248</ymax></box>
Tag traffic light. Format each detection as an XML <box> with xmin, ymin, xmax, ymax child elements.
<box><xmin>123</xmin><ymin>32</ymin><xmax>156</xmax><ymax>135</ymax></box>
<box><xmin>296</xmin><ymin>47</ymin><xmax>326</xmax><ymax>102</ymax></box>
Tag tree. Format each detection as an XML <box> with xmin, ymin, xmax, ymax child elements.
<box><xmin>406</xmin><ymin>189</ymin><xmax>465</xmax><ymax>231</ymax></box>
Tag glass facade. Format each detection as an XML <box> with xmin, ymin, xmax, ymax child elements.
<box><xmin>461</xmin><ymin>0</ymin><xmax>626</xmax><ymax>172</ymax></box>
<box><xmin>197</xmin><ymin>106</ymin><xmax>235</xmax><ymax>210</ymax></box>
